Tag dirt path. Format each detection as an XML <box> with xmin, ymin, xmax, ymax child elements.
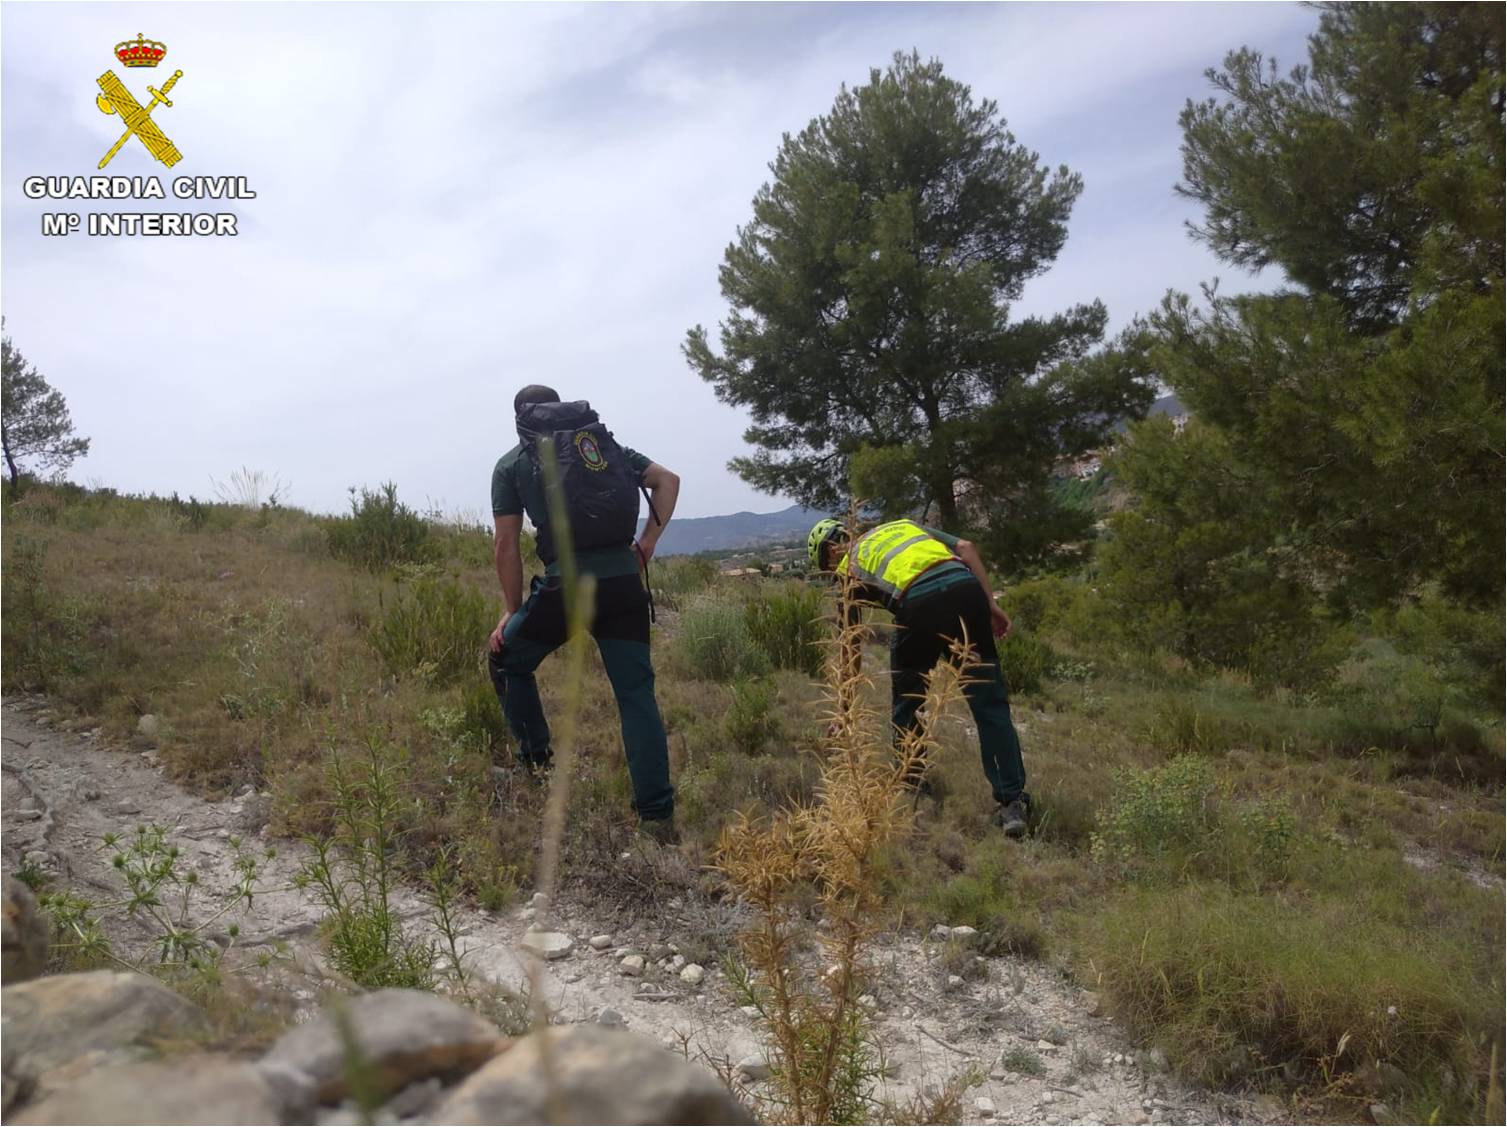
<box><xmin>1</xmin><ymin>695</ymin><xmax>1276</xmax><ymax>1126</ymax></box>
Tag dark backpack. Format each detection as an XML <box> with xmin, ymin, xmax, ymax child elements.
<box><xmin>515</xmin><ymin>400</ymin><xmax>645</xmax><ymax>566</ymax></box>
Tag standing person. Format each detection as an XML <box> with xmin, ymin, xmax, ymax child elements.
<box><xmin>488</xmin><ymin>385</ymin><xmax>682</xmax><ymax>843</ymax></box>
<box><xmin>807</xmin><ymin>517</ymin><xmax>1031</xmax><ymax>837</ymax></box>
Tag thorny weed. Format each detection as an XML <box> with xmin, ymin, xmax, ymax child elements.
<box><xmin>42</xmin><ymin>823</ymin><xmax>276</xmax><ymax>979</ymax></box>
<box><xmin>716</xmin><ymin>514</ymin><xmax>982</xmax><ymax>1125</ymax></box>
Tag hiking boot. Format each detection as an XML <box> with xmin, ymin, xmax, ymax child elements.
<box><xmin>639</xmin><ymin>816</ymin><xmax>681</xmax><ymax>847</ymax></box>
<box><xmin>995</xmin><ymin>798</ymin><xmax>1029</xmax><ymax>839</ymax></box>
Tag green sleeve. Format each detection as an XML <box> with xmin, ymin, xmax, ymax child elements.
<box><xmin>492</xmin><ymin>455</ymin><xmax>522</xmax><ymax>517</ymax></box>
<box><xmin>621</xmin><ymin>446</ymin><xmax>653</xmax><ymax>480</ymax></box>
<box><xmin>921</xmin><ymin>525</ymin><xmax>961</xmax><ymax>550</ymax></box>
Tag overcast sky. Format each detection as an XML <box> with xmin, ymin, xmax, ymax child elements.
<box><xmin>1</xmin><ymin>2</ymin><xmax>1318</xmax><ymax>521</ymax></box>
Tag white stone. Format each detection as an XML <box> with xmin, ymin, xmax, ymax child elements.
<box><xmin>947</xmin><ymin>975</ymin><xmax>964</xmax><ymax>989</ymax></box>
<box><xmin>929</xmin><ymin>924</ymin><xmax>952</xmax><ymax>941</ymax></box>
<box><xmin>596</xmin><ymin>1008</ymin><xmax>626</xmax><ymax>1027</ymax></box>
<box><xmin>737</xmin><ymin>1053</ymin><xmax>771</xmax><ymax>1082</ymax></box>
<box><xmin>669</xmin><ymin>954</ymin><xmax>686</xmax><ymax>972</ymax></box>
<box><xmin>619</xmin><ymin>955</ymin><xmax>645</xmax><ymax>977</ymax></box>
<box><xmin>520</xmin><ymin>931</ymin><xmax>573</xmax><ymax>960</ymax></box>
<box><xmin>588</xmin><ymin>935</ymin><xmax>613</xmax><ymax>951</ymax></box>
<box><xmin>950</xmin><ymin>925</ymin><xmax>979</xmax><ymax>945</ymax></box>
<box><xmin>680</xmin><ymin>964</ymin><xmax>705</xmax><ymax>986</ymax></box>
<box><xmin>1042</xmin><ymin>1091</ymin><xmax>1056</xmax><ymax>1105</ymax></box>
<box><xmin>975</xmin><ymin>1096</ymin><xmax>996</xmax><ymax>1117</ymax></box>
<box><xmin>858</xmin><ymin>994</ymin><xmax>877</xmax><ymax>1009</ymax></box>
<box><xmin>740</xmin><ymin>1006</ymin><xmax>760</xmax><ymax>1019</ymax></box>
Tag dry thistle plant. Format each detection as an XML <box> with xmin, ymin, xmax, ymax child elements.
<box><xmin>717</xmin><ymin>533</ymin><xmax>976</xmax><ymax>1125</ymax></box>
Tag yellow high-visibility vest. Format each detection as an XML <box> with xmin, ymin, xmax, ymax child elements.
<box><xmin>837</xmin><ymin>519</ymin><xmax>959</xmax><ymax>607</ymax></box>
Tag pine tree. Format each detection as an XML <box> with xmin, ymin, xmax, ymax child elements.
<box><xmin>686</xmin><ymin>50</ymin><xmax>1152</xmax><ymax>561</ymax></box>
<box><xmin>2</xmin><ymin>329</ymin><xmax>90</xmax><ymax>493</ymax></box>
<box><xmin>1150</xmin><ymin>2</ymin><xmax>1504</xmax><ymax>607</ymax></box>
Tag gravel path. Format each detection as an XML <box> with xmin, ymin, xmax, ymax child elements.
<box><xmin>1</xmin><ymin>695</ymin><xmax>1278</xmax><ymax>1125</ymax></box>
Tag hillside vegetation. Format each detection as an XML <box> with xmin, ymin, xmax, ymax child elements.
<box><xmin>3</xmin><ymin>479</ymin><xmax>1501</xmax><ymax>1123</ymax></box>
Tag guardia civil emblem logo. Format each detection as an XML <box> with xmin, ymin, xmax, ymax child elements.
<box><xmin>575</xmin><ymin>431</ymin><xmax>608</xmax><ymax>471</ymax></box>
<box><xmin>95</xmin><ymin>34</ymin><xmax>184</xmax><ymax>169</ymax></box>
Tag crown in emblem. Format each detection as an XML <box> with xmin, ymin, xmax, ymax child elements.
<box><xmin>115</xmin><ymin>33</ymin><xmax>167</xmax><ymax>68</ymax></box>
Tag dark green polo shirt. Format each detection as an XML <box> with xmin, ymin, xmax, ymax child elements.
<box><xmin>492</xmin><ymin>442</ymin><xmax>653</xmax><ymax>578</ymax></box>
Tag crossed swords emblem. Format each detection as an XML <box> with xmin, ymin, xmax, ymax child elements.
<box><xmin>95</xmin><ymin>68</ymin><xmax>184</xmax><ymax>169</ymax></box>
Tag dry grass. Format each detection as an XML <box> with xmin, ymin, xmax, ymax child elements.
<box><xmin>4</xmin><ymin>481</ymin><xmax>1503</xmax><ymax>1122</ymax></box>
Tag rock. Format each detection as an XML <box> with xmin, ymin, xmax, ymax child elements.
<box><xmin>648</xmin><ymin>943</ymin><xmax>672</xmax><ymax>961</ymax></box>
<box><xmin>1148</xmin><ymin>1047</ymin><xmax>1170</xmax><ymax>1073</ymax></box>
<box><xmin>668</xmin><ymin>954</ymin><xmax>686</xmax><ymax>972</ymax></box>
<box><xmin>529</xmin><ymin>892</ymin><xmax>549</xmax><ymax>910</ymax></box>
<box><xmin>11</xmin><ymin>1056</ymin><xmax>280</xmax><ymax>1125</ymax></box>
<box><xmin>975</xmin><ymin>1095</ymin><xmax>996</xmax><ymax>1117</ymax></box>
<box><xmin>740</xmin><ymin>1005</ymin><xmax>760</xmax><ymax>1019</ymax></box>
<box><xmin>858</xmin><ymin>994</ymin><xmax>877</xmax><ymax>1009</ymax></box>
<box><xmin>431</xmin><ymin>1024</ymin><xmax>754</xmax><ymax>1125</ymax></box>
<box><xmin>679</xmin><ymin>963</ymin><xmax>705</xmax><ymax>986</ymax></box>
<box><xmin>135</xmin><ymin>714</ymin><xmax>160</xmax><ymax>742</ymax></box>
<box><xmin>947</xmin><ymin>975</ymin><xmax>964</xmax><ymax>989</ymax></box>
<box><xmin>381</xmin><ymin>1076</ymin><xmax>444</xmax><ymax>1119</ymax></box>
<box><xmin>1370</xmin><ymin>1104</ymin><xmax>1390</xmax><ymax>1124</ymax></box>
<box><xmin>2</xmin><ymin>877</ymin><xmax>49</xmax><ymax>984</ymax></box>
<box><xmin>588</xmin><ymin>934</ymin><xmax>614</xmax><ymax>951</ymax></box>
<box><xmin>950</xmin><ymin>925</ymin><xmax>979</xmax><ymax>946</ymax></box>
<box><xmin>112</xmin><ymin>801</ymin><xmax>142</xmax><ymax>816</ymax></box>
<box><xmin>258</xmin><ymin>989</ymin><xmax>504</xmax><ymax>1106</ymax></box>
<box><xmin>597</xmin><ymin>1008</ymin><xmax>626</xmax><ymax>1028</ymax></box>
<box><xmin>520</xmin><ymin>931</ymin><xmax>573</xmax><ymax>961</ymax></box>
<box><xmin>1042</xmin><ymin>1090</ymin><xmax>1056</xmax><ymax>1105</ymax></box>
<box><xmin>737</xmin><ymin>1052</ymin><xmax>772</xmax><ymax>1082</ymax></box>
<box><xmin>12</xmin><ymin>810</ymin><xmax>41</xmax><ymax>823</ymax></box>
<box><xmin>1043</xmin><ymin>1024</ymin><xmax>1069</xmax><ymax>1046</ymax></box>
<box><xmin>929</xmin><ymin>924</ymin><xmax>952</xmax><ymax>942</ymax></box>
<box><xmin>619</xmin><ymin>955</ymin><xmax>646</xmax><ymax>977</ymax></box>
<box><xmin>2</xmin><ymin>970</ymin><xmax>210</xmax><ymax>1094</ymax></box>
<box><xmin>1081</xmin><ymin>990</ymin><xmax>1104</xmax><ymax>1016</ymax></box>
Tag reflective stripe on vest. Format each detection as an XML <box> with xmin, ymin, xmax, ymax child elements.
<box><xmin>837</xmin><ymin>520</ymin><xmax>958</xmax><ymax>604</ymax></box>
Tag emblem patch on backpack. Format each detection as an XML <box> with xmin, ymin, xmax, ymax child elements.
<box><xmin>575</xmin><ymin>430</ymin><xmax>608</xmax><ymax>471</ymax></box>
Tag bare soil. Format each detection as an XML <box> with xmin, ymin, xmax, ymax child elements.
<box><xmin>2</xmin><ymin>695</ymin><xmax>1281</xmax><ymax>1126</ymax></box>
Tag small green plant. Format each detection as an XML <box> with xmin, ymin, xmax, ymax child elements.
<box><xmin>725</xmin><ymin>676</ymin><xmax>784</xmax><ymax>755</ymax></box>
<box><xmin>326</xmin><ymin>482</ymin><xmax>433</xmax><ymax>570</ymax></box>
<box><xmin>1</xmin><ymin>536</ymin><xmax>91</xmax><ymax>690</ymax></box>
<box><xmin>41</xmin><ymin>824</ymin><xmax>272</xmax><ymax>976</ymax></box>
<box><xmin>1090</xmin><ymin>755</ymin><xmax>1218</xmax><ymax>873</ymax></box>
<box><xmin>745</xmin><ymin>583</ymin><xmax>826</xmax><ymax>677</ymax></box>
<box><xmin>297</xmin><ymin>738</ymin><xmax>437</xmax><ymax>989</ymax></box>
<box><xmin>998</xmin><ymin>1045</ymin><xmax>1047</xmax><ymax>1077</ymax></box>
<box><xmin>996</xmin><ymin>632</ymin><xmax>1057</xmax><ymax>695</ymax></box>
<box><xmin>675</xmin><ymin>596</ymin><xmax>772</xmax><ymax>682</ymax></box>
<box><xmin>370</xmin><ymin>574</ymin><xmax>492</xmax><ymax>685</ymax></box>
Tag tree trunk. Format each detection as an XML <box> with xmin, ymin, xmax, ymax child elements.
<box><xmin>1</xmin><ymin>424</ymin><xmax>20</xmax><ymax>497</ymax></box>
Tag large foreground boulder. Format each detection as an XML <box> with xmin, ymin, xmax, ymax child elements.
<box><xmin>1</xmin><ymin>970</ymin><xmax>211</xmax><ymax>1101</ymax></box>
<box><xmin>1</xmin><ymin>877</ymin><xmax>49</xmax><ymax>984</ymax></box>
<box><xmin>430</xmin><ymin>1023</ymin><xmax>754</xmax><ymax>1125</ymax></box>
<box><xmin>258</xmin><ymin>987</ymin><xmax>506</xmax><ymax>1105</ymax></box>
<box><xmin>10</xmin><ymin>1057</ymin><xmax>281</xmax><ymax>1125</ymax></box>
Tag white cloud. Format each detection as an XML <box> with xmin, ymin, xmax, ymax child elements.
<box><xmin>2</xmin><ymin>2</ymin><xmax>1318</xmax><ymax>518</ymax></box>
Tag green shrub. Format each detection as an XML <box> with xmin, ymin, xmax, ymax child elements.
<box><xmin>673</xmin><ymin>596</ymin><xmax>771</xmax><ymax>682</ymax></box>
<box><xmin>1090</xmin><ymin>755</ymin><xmax>1217</xmax><ymax>871</ymax></box>
<box><xmin>370</xmin><ymin>575</ymin><xmax>492</xmax><ymax>685</ymax></box>
<box><xmin>327</xmin><ymin>483</ymin><xmax>433</xmax><ymax>570</ymax></box>
<box><xmin>744</xmin><ymin>582</ymin><xmax>825</xmax><ymax>677</ymax></box>
<box><xmin>725</xmin><ymin>676</ymin><xmax>784</xmax><ymax>755</ymax></box>
<box><xmin>1</xmin><ymin>536</ymin><xmax>92</xmax><ymax>690</ymax></box>
<box><xmin>1079</xmin><ymin>884</ymin><xmax>1502</xmax><ymax>1117</ymax></box>
<box><xmin>996</xmin><ymin>632</ymin><xmax>1057</xmax><ymax>695</ymax></box>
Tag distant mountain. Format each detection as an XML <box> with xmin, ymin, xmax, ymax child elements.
<box><xmin>641</xmin><ymin>503</ymin><xmax>824</xmax><ymax>557</ymax></box>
